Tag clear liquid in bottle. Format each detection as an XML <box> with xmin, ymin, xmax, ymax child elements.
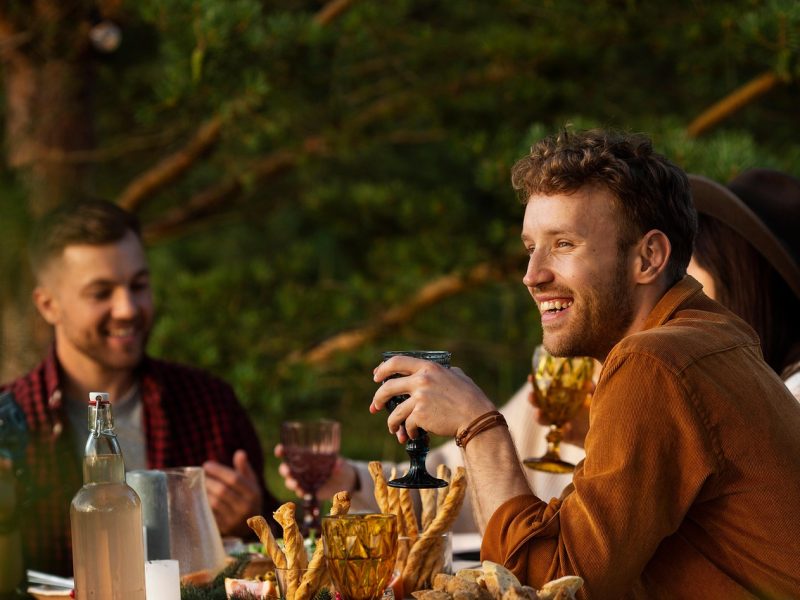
<box><xmin>70</xmin><ymin>393</ymin><xmax>146</xmax><ymax>600</ymax></box>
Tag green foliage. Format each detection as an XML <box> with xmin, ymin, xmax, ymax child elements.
<box><xmin>180</xmin><ymin>553</ymin><xmax>250</xmax><ymax>600</ymax></box>
<box><xmin>2</xmin><ymin>0</ymin><xmax>800</xmax><ymax>499</ymax></box>
<box><xmin>109</xmin><ymin>0</ymin><xmax>800</xmax><ymax>497</ymax></box>
<box><xmin>312</xmin><ymin>588</ymin><xmax>333</xmax><ymax>600</ymax></box>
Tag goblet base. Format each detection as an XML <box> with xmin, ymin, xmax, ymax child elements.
<box><xmin>523</xmin><ymin>452</ymin><xmax>576</xmax><ymax>474</ymax></box>
<box><xmin>387</xmin><ymin>471</ymin><xmax>448</xmax><ymax>489</ymax></box>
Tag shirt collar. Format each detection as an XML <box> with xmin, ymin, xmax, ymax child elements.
<box><xmin>641</xmin><ymin>275</ymin><xmax>704</xmax><ymax>332</ymax></box>
<box><xmin>42</xmin><ymin>345</ymin><xmax>159</xmax><ymax>411</ymax></box>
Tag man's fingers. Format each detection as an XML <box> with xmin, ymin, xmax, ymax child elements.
<box><xmin>234</xmin><ymin>449</ymin><xmax>257</xmax><ymax>482</ymax></box>
<box><xmin>274</xmin><ymin>443</ymin><xmax>285</xmax><ymax>458</ymax></box>
<box><xmin>404</xmin><ymin>413</ymin><xmax>419</xmax><ymax>441</ymax></box>
<box><xmin>396</xmin><ymin>424</ymin><xmax>408</xmax><ymax>444</ymax></box>
<box><xmin>204</xmin><ymin>460</ymin><xmax>256</xmax><ymax>499</ymax></box>
<box><xmin>386</xmin><ymin>398</ymin><xmax>414</xmax><ymax>435</ymax></box>
<box><xmin>372</xmin><ymin>356</ymin><xmax>423</xmax><ymax>383</ymax></box>
<box><xmin>371</xmin><ymin>376</ymin><xmax>412</xmax><ymax>413</ymax></box>
<box><xmin>205</xmin><ymin>474</ymin><xmax>238</xmax><ymax>515</ymax></box>
<box><xmin>278</xmin><ymin>463</ymin><xmax>303</xmax><ymax>495</ymax></box>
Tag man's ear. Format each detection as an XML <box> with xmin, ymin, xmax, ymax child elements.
<box><xmin>633</xmin><ymin>229</ymin><xmax>671</xmax><ymax>284</ymax></box>
<box><xmin>33</xmin><ymin>285</ymin><xmax>60</xmax><ymax>325</ymax></box>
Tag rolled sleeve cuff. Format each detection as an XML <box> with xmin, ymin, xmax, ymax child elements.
<box><xmin>480</xmin><ymin>493</ymin><xmax>562</xmax><ymax>585</ymax></box>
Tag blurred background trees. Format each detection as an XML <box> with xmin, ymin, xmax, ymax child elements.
<box><xmin>1</xmin><ymin>0</ymin><xmax>798</xmax><ymax>496</ymax></box>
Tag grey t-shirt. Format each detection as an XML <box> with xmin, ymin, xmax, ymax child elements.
<box><xmin>66</xmin><ymin>384</ymin><xmax>148</xmax><ymax>471</ymax></box>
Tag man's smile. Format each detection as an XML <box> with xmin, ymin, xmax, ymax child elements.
<box><xmin>538</xmin><ymin>299</ymin><xmax>574</xmax><ymax>312</ymax></box>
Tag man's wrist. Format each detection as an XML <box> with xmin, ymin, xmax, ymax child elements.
<box><xmin>455</xmin><ymin>410</ymin><xmax>508</xmax><ymax>448</ymax></box>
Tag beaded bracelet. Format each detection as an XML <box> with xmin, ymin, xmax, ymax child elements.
<box><xmin>455</xmin><ymin>410</ymin><xmax>508</xmax><ymax>448</ymax></box>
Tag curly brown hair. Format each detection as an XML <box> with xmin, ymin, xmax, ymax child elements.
<box><xmin>511</xmin><ymin>128</ymin><xmax>696</xmax><ymax>284</ymax></box>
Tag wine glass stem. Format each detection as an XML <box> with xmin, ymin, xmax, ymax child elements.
<box><xmin>546</xmin><ymin>424</ymin><xmax>564</xmax><ymax>459</ymax></box>
<box><xmin>405</xmin><ymin>429</ymin><xmax>430</xmax><ymax>477</ymax></box>
<box><xmin>302</xmin><ymin>493</ymin><xmax>319</xmax><ymax>537</ymax></box>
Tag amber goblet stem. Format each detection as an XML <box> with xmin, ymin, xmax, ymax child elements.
<box><xmin>546</xmin><ymin>424</ymin><xmax>564</xmax><ymax>459</ymax></box>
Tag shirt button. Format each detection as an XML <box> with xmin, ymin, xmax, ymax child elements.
<box><xmin>48</xmin><ymin>389</ymin><xmax>62</xmax><ymax>410</ymax></box>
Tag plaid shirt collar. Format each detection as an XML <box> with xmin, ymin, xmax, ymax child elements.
<box><xmin>35</xmin><ymin>345</ymin><xmax>171</xmax><ymax>466</ymax></box>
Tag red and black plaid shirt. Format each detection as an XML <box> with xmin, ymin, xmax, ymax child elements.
<box><xmin>1</xmin><ymin>346</ymin><xmax>279</xmax><ymax>576</ymax></box>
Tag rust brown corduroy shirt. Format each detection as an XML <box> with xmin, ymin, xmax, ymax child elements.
<box><xmin>481</xmin><ymin>277</ymin><xmax>800</xmax><ymax>599</ymax></box>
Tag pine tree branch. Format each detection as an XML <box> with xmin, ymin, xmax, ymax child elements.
<box><xmin>141</xmin><ymin>150</ymin><xmax>298</xmax><ymax>242</ymax></box>
<box><xmin>314</xmin><ymin>0</ymin><xmax>355</xmax><ymax>26</ymax></box>
<box><xmin>687</xmin><ymin>71</ymin><xmax>783</xmax><ymax>138</ymax></box>
<box><xmin>141</xmin><ymin>137</ymin><xmax>328</xmax><ymax>241</ymax></box>
<box><xmin>288</xmin><ymin>253</ymin><xmax>525</xmax><ymax>366</ymax></box>
<box><xmin>115</xmin><ymin>2</ymin><xmax>355</xmax><ymax>215</ymax></box>
<box><xmin>117</xmin><ymin>115</ymin><xmax>223</xmax><ymax>212</ymax></box>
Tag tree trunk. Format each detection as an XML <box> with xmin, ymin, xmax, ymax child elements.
<box><xmin>0</xmin><ymin>3</ymin><xmax>95</xmax><ymax>381</ymax></box>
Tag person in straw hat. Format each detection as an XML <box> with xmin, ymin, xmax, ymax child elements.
<box><xmin>688</xmin><ymin>169</ymin><xmax>800</xmax><ymax>399</ymax></box>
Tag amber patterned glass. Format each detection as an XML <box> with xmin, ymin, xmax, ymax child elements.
<box><xmin>322</xmin><ymin>514</ymin><xmax>398</xmax><ymax>600</ymax></box>
<box><xmin>523</xmin><ymin>345</ymin><xmax>594</xmax><ymax>473</ymax></box>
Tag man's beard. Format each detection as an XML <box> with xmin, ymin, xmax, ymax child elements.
<box><xmin>543</xmin><ymin>252</ymin><xmax>635</xmax><ymax>360</ymax></box>
<box><xmin>78</xmin><ymin>325</ymin><xmax>150</xmax><ymax>372</ymax></box>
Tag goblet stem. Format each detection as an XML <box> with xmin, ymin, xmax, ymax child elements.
<box><xmin>302</xmin><ymin>492</ymin><xmax>320</xmax><ymax>538</ymax></box>
<box><xmin>545</xmin><ymin>424</ymin><xmax>564</xmax><ymax>459</ymax></box>
<box><xmin>522</xmin><ymin>424</ymin><xmax>577</xmax><ymax>474</ymax></box>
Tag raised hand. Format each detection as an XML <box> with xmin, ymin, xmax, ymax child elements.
<box><xmin>274</xmin><ymin>443</ymin><xmax>357</xmax><ymax>500</ymax></box>
<box><xmin>203</xmin><ymin>449</ymin><xmax>263</xmax><ymax>536</ymax></box>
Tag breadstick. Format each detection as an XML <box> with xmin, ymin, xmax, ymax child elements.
<box><xmin>436</xmin><ymin>464</ymin><xmax>451</xmax><ymax>511</ymax></box>
<box><xmin>246</xmin><ymin>515</ymin><xmax>287</xmax><ymax>569</ymax></box>
<box><xmin>274</xmin><ymin>502</ymin><xmax>306</xmax><ymax>600</ymax></box>
<box><xmin>420</xmin><ymin>488</ymin><xmax>437</xmax><ymax>533</ymax></box>
<box><xmin>296</xmin><ymin>491</ymin><xmax>352</xmax><ymax>600</ymax></box>
<box><xmin>330</xmin><ymin>490</ymin><xmax>352</xmax><ymax>516</ymax></box>
<box><xmin>402</xmin><ymin>468</ymin><xmax>467</xmax><ymax>593</ymax></box>
<box><xmin>419</xmin><ymin>535</ymin><xmax>448</xmax><ymax>589</ymax></box>
<box><xmin>388</xmin><ymin>467</ymin><xmax>409</xmax><ymax>575</ymax></box>
<box><xmin>369</xmin><ymin>461</ymin><xmax>390</xmax><ymax>514</ymax></box>
<box><xmin>424</xmin><ymin>467</ymin><xmax>465</xmax><ymax>537</ymax></box>
<box><xmin>388</xmin><ymin>467</ymin><xmax>401</xmax><ymax>520</ymax></box>
<box><xmin>400</xmin><ymin>488</ymin><xmax>419</xmax><ymax>540</ymax></box>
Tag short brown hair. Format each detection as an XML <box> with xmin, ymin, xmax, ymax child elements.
<box><xmin>28</xmin><ymin>200</ymin><xmax>141</xmax><ymax>277</ymax></box>
<box><xmin>511</xmin><ymin>129</ymin><xmax>697</xmax><ymax>284</ymax></box>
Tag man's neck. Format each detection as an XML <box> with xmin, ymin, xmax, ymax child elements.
<box><xmin>56</xmin><ymin>348</ymin><xmax>139</xmax><ymax>405</ymax></box>
<box><xmin>598</xmin><ymin>276</ymin><xmax>674</xmax><ymax>363</ymax></box>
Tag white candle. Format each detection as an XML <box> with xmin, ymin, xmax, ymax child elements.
<box><xmin>144</xmin><ymin>560</ymin><xmax>180</xmax><ymax>600</ymax></box>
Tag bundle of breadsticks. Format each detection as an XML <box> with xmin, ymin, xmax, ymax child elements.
<box><xmin>368</xmin><ymin>461</ymin><xmax>468</xmax><ymax>595</ymax></box>
<box><xmin>247</xmin><ymin>491</ymin><xmax>351</xmax><ymax>600</ymax></box>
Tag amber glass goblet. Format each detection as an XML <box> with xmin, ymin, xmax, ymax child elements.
<box><xmin>381</xmin><ymin>350</ymin><xmax>451</xmax><ymax>489</ymax></box>
<box><xmin>322</xmin><ymin>513</ymin><xmax>398</xmax><ymax>600</ymax></box>
<box><xmin>523</xmin><ymin>345</ymin><xmax>593</xmax><ymax>474</ymax></box>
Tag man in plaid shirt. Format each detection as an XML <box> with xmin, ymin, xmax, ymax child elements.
<box><xmin>1</xmin><ymin>200</ymin><xmax>279</xmax><ymax>575</ymax></box>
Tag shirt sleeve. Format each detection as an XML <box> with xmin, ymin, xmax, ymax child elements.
<box><xmin>481</xmin><ymin>352</ymin><xmax>719</xmax><ymax>597</ymax></box>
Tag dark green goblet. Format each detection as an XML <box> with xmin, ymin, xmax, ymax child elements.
<box><xmin>381</xmin><ymin>350</ymin><xmax>451</xmax><ymax>489</ymax></box>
